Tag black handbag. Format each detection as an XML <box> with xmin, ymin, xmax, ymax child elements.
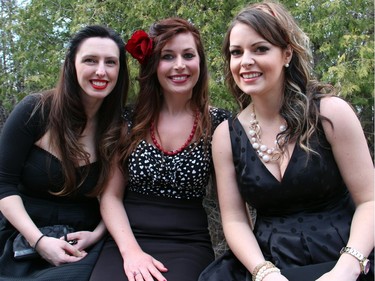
<box><xmin>13</xmin><ymin>225</ymin><xmax>76</xmax><ymax>260</ymax></box>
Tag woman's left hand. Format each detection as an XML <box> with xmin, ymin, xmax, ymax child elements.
<box><xmin>61</xmin><ymin>230</ymin><xmax>97</xmax><ymax>251</ymax></box>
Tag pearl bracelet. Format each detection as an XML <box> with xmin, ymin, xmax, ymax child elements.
<box><xmin>255</xmin><ymin>267</ymin><xmax>281</xmax><ymax>281</ymax></box>
<box><xmin>252</xmin><ymin>261</ymin><xmax>280</xmax><ymax>281</ymax></box>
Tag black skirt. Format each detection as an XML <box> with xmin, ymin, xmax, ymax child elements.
<box><xmin>90</xmin><ymin>191</ymin><xmax>214</xmax><ymax>281</ymax></box>
<box><xmin>199</xmin><ymin>250</ymin><xmax>374</xmax><ymax>281</ymax></box>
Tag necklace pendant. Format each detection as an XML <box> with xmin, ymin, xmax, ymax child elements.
<box><xmin>249</xmin><ymin>104</ymin><xmax>287</xmax><ymax>163</ymax></box>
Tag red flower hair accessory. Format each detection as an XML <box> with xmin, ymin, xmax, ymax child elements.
<box><xmin>125</xmin><ymin>30</ymin><xmax>153</xmax><ymax>65</ymax></box>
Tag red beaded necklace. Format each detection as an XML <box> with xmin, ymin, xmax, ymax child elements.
<box><xmin>150</xmin><ymin>111</ymin><xmax>200</xmax><ymax>156</ymax></box>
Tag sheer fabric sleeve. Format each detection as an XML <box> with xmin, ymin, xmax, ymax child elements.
<box><xmin>210</xmin><ymin>107</ymin><xmax>232</xmax><ymax>132</ymax></box>
<box><xmin>0</xmin><ymin>95</ymin><xmax>45</xmax><ymax>199</ymax></box>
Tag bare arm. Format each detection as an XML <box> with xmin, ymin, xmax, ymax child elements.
<box><xmin>317</xmin><ymin>97</ymin><xmax>374</xmax><ymax>281</ymax></box>
<box><xmin>63</xmin><ymin>218</ymin><xmax>107</xmax><ymax>253</ymax></box>
<box><xmin>212</xmin><ymin>120</ymin><xmax>287</xmax><ymax>280</ymax></box>
<box><xmin>0</xmin><ymin>195</ymin><xmax>85</xmax><ymax>265</ymax></box>
<box><xmin>90</xmin><ymin>219</ymin><xmax>107</xmax><ymax>241</ymax></box>
<box><xmin>100</xmin><ymin>165</ymin><xmax>167</xmax><ymax>281</ymax></box>
<box><xmin>0</xmin><ymin>195</ymin><xmax>46</xmax><ymax>248</ymax></box>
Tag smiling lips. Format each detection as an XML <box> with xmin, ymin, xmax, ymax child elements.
<box><xmin>242</xmin><ymin>72</ymin><xmax>262</xmax><ymax>79</ymax></box>
<box><xmin>170</xmin><ymin>75</ymin><xmax>189</xmax><ymax>82</ymax></box>
<box><xmin>91</xmin><ymin>80</ymin><xmax>108</xmax><ymax>90</ymax></box>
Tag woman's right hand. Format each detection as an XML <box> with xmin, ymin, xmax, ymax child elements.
<box><xmin>36</xmin><ymin>236</ymin><xmax>87</xmax><ymax>266</ymax></box>
<box><xmin>123</xmin><ymin>249</ymin><xmax>168</xmax><ymax>281</ymax></box>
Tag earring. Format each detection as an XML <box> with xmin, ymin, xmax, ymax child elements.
<box><xmin>285</xmin><ymin>63</ymin><xmax>289</xmax><ymax>68</ymax></box>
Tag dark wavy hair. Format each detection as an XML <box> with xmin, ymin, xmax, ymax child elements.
<box><xmin>222</xmin><ymin>1</ymin><xmax>335</xmax><ymax>154</ymax></box>
<box><xmin>37</xmin><ymin>25</ymin><xmax>129</xmax><ymax>196</ymax></box>
<box><xmin>122</xmin><ymin>17</ymin><xmax>211</xmax><ymax>164</ymax></box>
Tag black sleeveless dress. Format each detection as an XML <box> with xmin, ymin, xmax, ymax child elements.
<box><xmin>199</xmin><ymin>116</ymin><xmax>374</xmax><ymax>281</ymax></box>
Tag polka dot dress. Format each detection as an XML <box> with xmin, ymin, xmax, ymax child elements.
<box><xmin>128</xmin><ymin>140</ymin><xmax>210</xmax><ymax>199</ymax></box>
<box><xmin>119</xmin><ymin>107</ymin><xmax>231</xmax><ymax>281</ymax></box>
<box><xmin>125</xmin><ymin>107</ymin><xmax>230</xmax><ymax>200</ymax></box>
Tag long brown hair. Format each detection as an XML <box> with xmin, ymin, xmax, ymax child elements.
<box><xmin>222</xmin><ymin>1</ymin><xmax>335</xmax><ymax>154</ymax></box>
<box><xmin>122</xmin><ymin>18</ymin><xmax>211</xmax><ymax>165</ymax></box>
<box><xmin>36</xmin><ymin>25</ymin><xmax>129</xmax><ymax>196</ymax></box>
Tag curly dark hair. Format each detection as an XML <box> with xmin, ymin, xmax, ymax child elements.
<box><xmin>222</xmin><ymin>1</ymin><xmax>335</xmax><ymax>155</ymax></box>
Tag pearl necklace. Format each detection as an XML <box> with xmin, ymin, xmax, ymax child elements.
<box><xmin>150</xmin><ymin>111</ymin><xmax>199</xmax><ymax>156</ymax></box>
<box><xmin>248</xmin><ymin>105</ymin><xmax>286</xmax><ymax>163</ymax></box>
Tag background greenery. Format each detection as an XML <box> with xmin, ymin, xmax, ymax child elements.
<box><xmin>0</xmin><ymin>0</ymin><xmax>373</xmax><ymax>256</ymax></box>
<box><xmin>1</xmin><ymin>0</ymin><xmax>374</xmax><ymax>154</ymax></box>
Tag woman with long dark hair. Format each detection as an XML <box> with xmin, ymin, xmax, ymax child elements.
<box><xmin>0</xmin><ymin>25</ymin><xmax>129</xmax><ymax>280</ymax></box>
<box><xmin>200</xmin><ymin>2</ymin><xmax>374</xmax><ymax>281</ymax></box>
<box><xmin>90</xmin><ymin>18</ymin><xmax>230</xmax><ymax>281</ymax></box>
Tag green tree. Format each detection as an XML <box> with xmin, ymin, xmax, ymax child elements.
<box><xmin>0</xmin><ymin>0</ymin><xmax>19</xmax><ymax>110</ymax></box>
<box><xmin>0</xmin><ymin>0</ymin><xmax>76</xmax><ymax>110</ymax></box>
<box><xmin>287</xmin><ymin>0</ymin><xmax>374</xmax><ymax>153</ymax></box>
<box><xmin>0</xmin><ymin>0</ymin><xmax>373</xmax><ymax>152</ymax></box>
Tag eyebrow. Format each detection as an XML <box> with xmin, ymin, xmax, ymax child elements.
<box><xmin>81</xmin><ymin>54</ymin><xmax>119</xmax><ymax>60</ymax></box>
<box><xmin>161</xmin><ymin>47</ymin><xmax>196</xmax><ymax>53</ymax></box>
<box><xmin>229</xmin><ymin>40</ymin><xmax>269</xmax><ymax>48</ymax></box>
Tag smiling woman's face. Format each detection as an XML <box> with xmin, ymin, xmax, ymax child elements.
<box><xmin>75</xmin><ymin>37</ymin><xmax>120</xmax><ymax>103</ymax></box>
<box><xmin>229</xmin><ymin>23</ymin><xmax>291</xmax><ymax>98</ymax></box>
<box><xmin>157</xmin><ymin>32</ymin><xmax>200</xmax><ymax>97</ymax></box>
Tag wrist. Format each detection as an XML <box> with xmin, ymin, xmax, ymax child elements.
<box><xmin>340</xmin><ymin>246</ymin><xmax>370</xmax><ymax>275</ymax></box>
<box><xmin>119</xmin><ymin>242</ymin><xmax>142</xmax><ymax>257</ymax></box>
<box><xmin>252</xmin><ymin>261</ymin><xmax>281</xmax><ymax>281</ymax></box>
<box><xmin>91</xmin><ymin>229</ymin><xmax>105</xmax><ymax>242</ymax></box>
<box><xmin>33</xmin><ymin>234</ymin><xmax>46</xmax><ymax>250</ymax></box>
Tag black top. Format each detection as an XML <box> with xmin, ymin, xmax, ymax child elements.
<box><xmin>0</xmin><ymin>94</ymin><xmax>103</xmax><ymax>280</ymax></box>
<box><xmin>0</xmin><ymin>94</ymin><xmax>100</xmax><ymax>227</ymax></box>
<box><xmin>229</xmin><ymin>116</ymin><xmax>348</xmax><ymax>215</ymax></box>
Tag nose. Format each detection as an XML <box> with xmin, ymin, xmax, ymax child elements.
<box><xmin>241</xmin><ymin>51</ymin><xmax>255</xmax><ymax>68</ymax></box>
<box><xmin>174</xmin><ymin>56</ymin><xmax>186</xmax><ymax>70</ymax></box>
<box><xmin>96</xmin><ymin>62</ymin><xmax>106</xmax><ymax>77</ymax></box>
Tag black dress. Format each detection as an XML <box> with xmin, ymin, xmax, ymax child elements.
<box><xmin>90</xmin><ymin>107</ymin><xmax>230</xmax><ymax>281</ymax></box>
<box><xmin>0</xmin><ymin>95</ymin><xmax>103</xmax><ymax>281</ymax></box>
<box><xmin>199</xmin><ymin>116</ymin><xmax>374</xmax><ymax>281</ymax></box>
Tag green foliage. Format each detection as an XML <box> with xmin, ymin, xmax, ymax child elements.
<box><xmin>0</xmin><ymin>0</ymin><xmax>373</xmax><ymax>151</ymax></box>
<box><xmin>289</xmin><ymin>0</ymin><xmax>374</xmax><ymax>152</ymax></box>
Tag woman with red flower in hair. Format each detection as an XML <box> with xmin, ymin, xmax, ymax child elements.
<box><xmin>89</xmin><ymin>18</ymin><xmax>230</xmax><ymax>281</ymax></box>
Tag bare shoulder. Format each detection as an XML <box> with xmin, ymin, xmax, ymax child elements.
<box><xmin>320</xmin><ymin>96</ymin><xmax>356</xmax><ymax>120</ymax></box>
<box><xmin>212</xmin><ymin>120</ymin><xmax>233</xmax><ymax>156</ymax></box>
<box><xmin>320</xmin><ymin>96</ymin><xmax>363</xmax><ymax>143</ymax></box>
<box><xmin>213</xmin><ymin>119</ymin><xmax>230</xmax><ymax>143</ymax></box>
